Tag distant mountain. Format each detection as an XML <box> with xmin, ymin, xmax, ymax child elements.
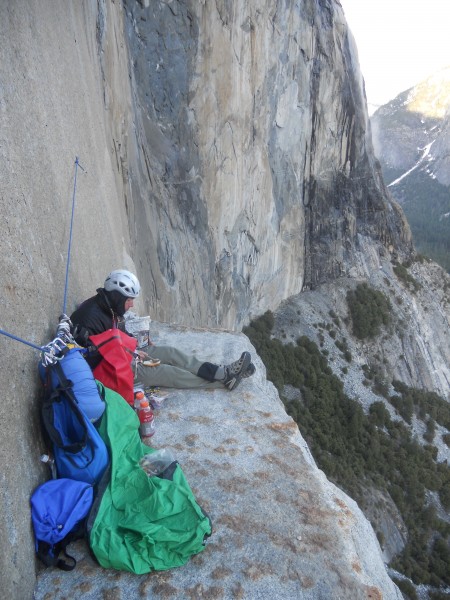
<box><xmin>371</xmin><ymin>68</ymin><xmax>450</xmax><ymax>272</ymax></box>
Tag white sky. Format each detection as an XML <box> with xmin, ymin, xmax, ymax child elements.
<box><xmin>340</xmin><ymin>0</ymin><xmax>450</xmax><ymax>111</ymax></box>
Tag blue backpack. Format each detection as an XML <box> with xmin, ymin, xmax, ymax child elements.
<box><xmin>30</xmin><ymin>478</ymin><xmax>93</xmax><ymax>570</ymax></box>
<box><xmin>44</xmin><ymin>347</ymin><xmax>106</xmax><ymax>422</ymax></box>
<box><xmin>40</xmin><ymin>347</ymin><xmax>109</xmax><ymax>485</ymax></box>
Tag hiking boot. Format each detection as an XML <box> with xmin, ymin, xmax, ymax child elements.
<box><xmin>242</xmin><ymin>363</ymin><xmax>256</xmax><ymax>378</ymax></box>
<box><xmin>223</xmin><ymin>351</ymin><xmax>251</xmax><ymax>391</ymax></box>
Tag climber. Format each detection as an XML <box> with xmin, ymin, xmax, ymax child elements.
<box><xmin>70</xmin><ymin>269</ymin><xmax>256</xmax><ymax>391</ymax></box>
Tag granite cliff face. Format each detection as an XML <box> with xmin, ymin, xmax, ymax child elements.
<box><xmin>0</xmin><ymin>1</ymin><xmax>442</xmax><ymax>599</ymax></box>
<box><xmin>119</xmin><ymin>0</ymin><xmax>411</xmax><ymax>328</ymax></box>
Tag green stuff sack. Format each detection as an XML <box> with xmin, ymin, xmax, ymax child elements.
<box><xmin>88</xmin><ymin>383</ymin><xmax>212</xmax><ymax>573</ymax></box>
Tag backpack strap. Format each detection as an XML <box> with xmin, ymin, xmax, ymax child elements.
<box><xmin>36</xmin><ymin>540</ymin><xmax>77</xmax><ymax>571</ymax></box>
<box><xmin>91</xmin><ymin>334</ymin><xmax>121</xmax><ymax>350</ymax></box>
<box><xmin>41</xmin><ymin>361</ymin><xmax>89</xmax><ymax>454</ymax></box>
<box><xmin>36</xmin><ymin>517</ymin><xmax>87</xmax><ymax>572</ymax></box>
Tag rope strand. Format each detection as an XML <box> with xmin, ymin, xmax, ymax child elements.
<box><xmin>62</xmin><ymin>157</ymin><xmax>85</xmax><ymax>315</ymax></box>
<box><xmin>0</xmin><ymin>327</ymin><xmax>44</xmax><ymax>352</ymax></box>
<box><xmin>1</xmin><ymin>160</ymin><xmax>86</xmax><ymax>364</ymax></box>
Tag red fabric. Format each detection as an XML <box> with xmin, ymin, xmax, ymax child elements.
<box><xmin>89</xmin><ymin>329</ymin><xmax>137</xmax><ymax>405</ymax></box>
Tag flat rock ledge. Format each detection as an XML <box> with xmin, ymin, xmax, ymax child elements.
<box><xmin>34</xmin><ymin>322</ymin><xmax>402</xmax><ymax>600</ymax></box>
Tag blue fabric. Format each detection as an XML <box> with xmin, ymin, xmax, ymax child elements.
<box><xmin>39</xmin><ymin>347</ymin><xmax>110</xmax><ymax>485</ymax></box>
<box><xmin>31</xmin><ymin>478</ymin><xmax>93</xmax><ymax>549</ymax></box>
<box><xmin>49</xmin><ymin>348</ymin><xmax>105</xmax><ymax>422</ymax></box>
<box><xmin>51</xmin><ymin>393</ymin><xmax>109</xmax><ymax>485</ymax></box>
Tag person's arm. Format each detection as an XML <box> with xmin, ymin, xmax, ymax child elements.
<box><xmin>70</xmin><ymin>296</ymin><xmax>112</xmax><ymax>348</ymax></box>
<box><xmin>71</xmin><ymin>323</ymin><xmax>91</xmax><ymax>347</ymax></box>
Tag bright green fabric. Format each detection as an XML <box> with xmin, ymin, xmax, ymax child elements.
<box><xmin>89</xmin><ymin>383</ymin><xmax>212</xmax><ymax>573</ymax></box>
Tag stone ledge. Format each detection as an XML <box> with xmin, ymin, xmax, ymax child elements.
<box><xmin>34</xmin><ymin>322</ymin><xmax>402</xmax><ymax>600</ymax></box>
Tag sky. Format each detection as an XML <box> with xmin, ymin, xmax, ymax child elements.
<box><xmin>340</xmin><ymin>0</ymin><xmax>450</xmax><ymax>112</ymax></box>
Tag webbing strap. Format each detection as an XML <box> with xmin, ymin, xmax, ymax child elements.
<box><xmin>42</xmin><ymin>361</ymin><xmax>89</xmax><ymax>455</ymax></box>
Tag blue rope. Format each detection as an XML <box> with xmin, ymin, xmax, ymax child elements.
<box><xmin>0</xmin><ymin>326</ymin><xmax>87</xmax><ymax>357</ymax></box>
<box><xmin>62</xmin><ymin>157</ymin><xmax>85</xmax><ymax>316</ymax></box>
<box><xmin>0</xmin><ymin>159</ymin><xmax>88</xmax><ymax>357</ymax></box>
<box><xmin>0</xmin><ymin>327</ymin><xmax>44</xmax><ymax>352</ymax></box>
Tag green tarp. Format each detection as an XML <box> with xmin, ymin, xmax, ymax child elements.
<box><xmin>88</xmin><ymin>383</ymin><xmax>212</xmax><ymax>574</ymax></box>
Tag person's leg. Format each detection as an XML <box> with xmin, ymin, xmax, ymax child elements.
<box><xmin>135</xmin><ymin>362</ymin><xmax>223</xmax><ymax>390</ymax></box>
<box><xmin>140</xmin><ymin>345</ymin><xmax>255</xmax><ymax>390</ymax></box>
<box><xmin>145</xmin><ymin>345</ymin><xmax>219</xmax><ymax>381</ymax></box>
<box><xmin>147</xmin><ymin>345</ymin><xmax>207</xmax><ymax>371</ymax></box>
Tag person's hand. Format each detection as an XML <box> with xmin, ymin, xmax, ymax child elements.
<box><xmin>137</xmin><ymin>350</ymin><xmax>149</xmax><ymax>361</ymax></box>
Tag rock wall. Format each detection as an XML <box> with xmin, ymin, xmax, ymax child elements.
<box><xmin>0</xmin><ymin>2</ymin><xmax>139</xmax><ymax>598</ymax></box>
<box><xmin>0</xmin><ymin>1</ymin><xmax>419</xmax><ymax>598</ymax></box>
<box><xmin>122</xmin><ymin>0</ymin><xmax>411</xmax><ymax>329</ymax></box>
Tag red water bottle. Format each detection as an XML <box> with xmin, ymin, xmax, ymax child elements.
<box><xmin>134</xmin><ymin>389</ymin><xmax>145</xmax><ymax>413</ymax></box>
<box><xmin>139</xmin><ymin>399</ymin><xmax>156</xmax><ymax>443</ymax></box>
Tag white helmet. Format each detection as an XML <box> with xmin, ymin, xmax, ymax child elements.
<box><xmin>104</xmin><ymin>269</ymin><xmax>141</xmax><ymax>298</ymax></box>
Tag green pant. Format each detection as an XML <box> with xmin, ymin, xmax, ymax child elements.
<box><xmin>134</xmin><ymin>345</ymin><xmax>224</xmax><ymax>390</ymax></box>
